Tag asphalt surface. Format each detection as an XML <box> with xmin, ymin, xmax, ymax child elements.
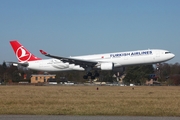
<box><xmin>0</xmin><ymin>115</ymin><xmax>180</xmax><ymax>120</ymax></box>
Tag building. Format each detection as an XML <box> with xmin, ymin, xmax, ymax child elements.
<box><xmin>145</xmin><ymin>79</ymin><xmax>160</xmax><ymax>86</ymax></box>
<box><xmin>31</xmin><ymin>74</ymin><xmax>56</xmax><ymax>83</ymax></box>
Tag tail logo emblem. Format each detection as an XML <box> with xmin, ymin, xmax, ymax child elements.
<box><xmin>16</xmin><ymin>46</ymin><xmax>31</xmax><ymax>62</ymax></box>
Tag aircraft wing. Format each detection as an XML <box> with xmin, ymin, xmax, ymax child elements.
<box><xmin>40</xmin><ymin>50</ymin><xmax>98</xmax><ymax>68</ymax></box>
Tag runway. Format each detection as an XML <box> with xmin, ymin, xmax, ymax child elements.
<box><xmin>0</xmin><ymin>115</ymin><xmax>179</xmax><ymax>120</ymax></box>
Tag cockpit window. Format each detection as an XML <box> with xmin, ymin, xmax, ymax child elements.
<box><xmin>165</xmin><ymin>52</ymin><xmax>171</xmax><ymax>54</ymax></box>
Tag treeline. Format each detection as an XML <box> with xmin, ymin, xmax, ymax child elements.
<box><xmin>0</xmin><ymin>62</ymin><xmax>115</xmax><ymax>83</ymax></box>
<box><xmin>123</xmin><ymin>63</ymin><xmax>180</xmax><ymax>85</ymax></box>
<box><xmin>0</xmin><ymin>62</ymin><xmax>29</xmax><ymax>83</ymax></box>
<box><xmin>0</xmin><ymin>62</ymin><xmax>180</xmax><ymax>85</ymax></box>
<box><xmin>156</xmin><ymin>63</ymin><xmax>180</xmax><ymax>85</ymax></box>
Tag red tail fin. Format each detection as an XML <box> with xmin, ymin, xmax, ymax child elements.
<box><xmin>10</xmin><ymin>40</ymin><xmax>41</xmax><ymax>62</ymax></box>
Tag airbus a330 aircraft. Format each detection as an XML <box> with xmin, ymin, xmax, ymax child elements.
<box><xmin>9</xmin><ymin>40</ymin><xmax>175</xmax><ymax>79</ymax></box>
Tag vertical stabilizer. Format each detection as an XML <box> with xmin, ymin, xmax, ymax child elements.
<box><xmin>10</xmin><ymin>40</ymin><xmax>41</xmax><ymax>62</ymax></box>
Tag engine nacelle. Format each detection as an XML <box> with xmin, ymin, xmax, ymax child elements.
<box><xmin>100</xmin><ymin>63</ymin><xmax>114</xmax><ymax>70</ymax></box>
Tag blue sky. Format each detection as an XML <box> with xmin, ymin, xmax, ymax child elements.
<box><xmin>0</xmin><ymin>0</ymin><xmax>179</xmax><ymax>64</ymax></box>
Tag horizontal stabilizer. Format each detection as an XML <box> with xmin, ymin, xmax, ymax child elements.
<box><xmin>6</xmin><ymin>61</ymin><xmax>29</xmax><ymax>67</ymax></box>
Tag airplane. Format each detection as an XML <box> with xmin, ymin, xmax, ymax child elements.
<box><xmin>9</xmin><ymin>40</ymin><xmax>175</xmax><ymax>79</ymax></box>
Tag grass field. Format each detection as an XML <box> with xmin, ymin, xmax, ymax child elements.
<box><xmin>0</xmin><ymin>85</ymin><xmax>180</xmax><ymax>116</ymax></box>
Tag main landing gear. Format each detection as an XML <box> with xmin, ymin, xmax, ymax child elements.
<box><xmin>83</xmin><ymin>71</ymin><xmax>100</xmax><ymax>79</ymax></box>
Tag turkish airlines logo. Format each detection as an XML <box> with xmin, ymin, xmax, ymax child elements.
<box><xmin>16</xmin><ymin>46</ymin><xmax>31</xmax><ymax>62</ymax></box>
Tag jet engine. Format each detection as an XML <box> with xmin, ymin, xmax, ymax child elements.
<box><xmin>100</xmin><ymin>63</ymin><xmax>114</xmax><ymax>70</ymax></box>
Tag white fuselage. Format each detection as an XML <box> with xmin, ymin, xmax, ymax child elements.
<box><xmin>25</xmin><ymin>49</ymin><xmax>175</xmax><ymax>71</ymax></box>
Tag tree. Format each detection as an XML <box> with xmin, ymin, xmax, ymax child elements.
<box><xmin>123</xmin><ymin>65</ymin><xmax>154</xmax><ymax>85</ymax></box>
<box><xmin>12</xmin><ymin>70</ymin><xmax>21</xmax><ymax>82</ymax></box>
<box><xmin>100</xmin><ymin>71</ymin><xmax>115</xmax><ymax>82</ymax></box>
<box><xmin>2</xmin><ymin>61</ymin><xmax>7</xmax><ymax>71</ymax></box>
<box><xmin>169</xmin><ymin>74</ymin><xmax>180</xmax><ymax>86</ymax></box>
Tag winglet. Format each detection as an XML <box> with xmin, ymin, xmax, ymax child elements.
<box><xmin>40</xmin><ymin>50</ymin><xmax>48</xmax><ymax>55</ymax></box>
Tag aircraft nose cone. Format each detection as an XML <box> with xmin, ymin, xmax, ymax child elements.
<box><xmin>172</xmin><ymin>53</ymin><xmax>175</xmax><ymax>58</ymax></box>
<box><xmin>170</xmin><ymin>53</ymin><xmax>175</xmax><ymax>59</ymax></box>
